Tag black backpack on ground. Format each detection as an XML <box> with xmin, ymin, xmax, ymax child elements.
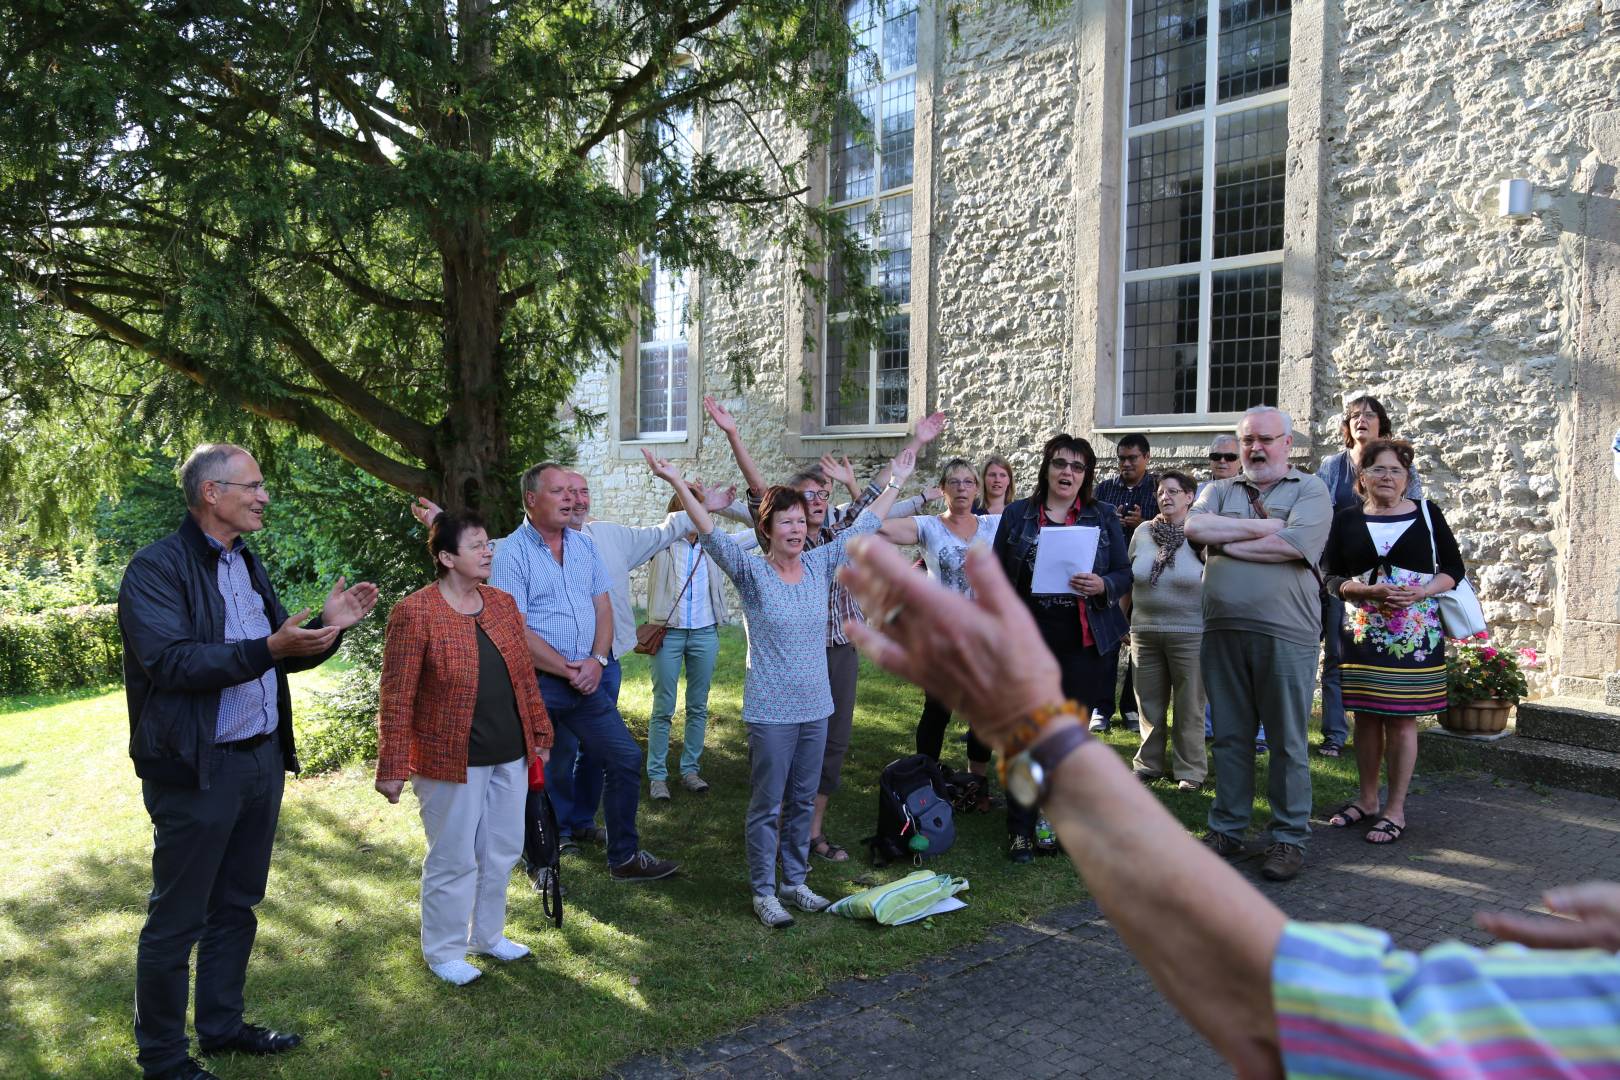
<box><xmin>865</xmin><ymin>754</ymin><xmax>957</xmax><ymax>867</ymax></box>
<box><xmin>523</xmin><ymin>786</ymin><xmax>564</xmax><ymax>928</ymax></box>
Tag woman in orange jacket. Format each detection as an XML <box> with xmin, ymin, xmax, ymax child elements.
<box><xmin>376</xmin><ymin>511</ymin><xmax>553</xmax><ymax>986</ymax></box>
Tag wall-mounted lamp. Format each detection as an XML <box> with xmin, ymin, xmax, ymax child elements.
<box><xmin>1499</xmin><ymin>178</ymin><xmax>1533</xmax><ymax>219</ymax></box>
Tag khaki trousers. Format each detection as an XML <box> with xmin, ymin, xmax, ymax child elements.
<box><xmin>413</xmin><ymin>758</ymin><xmax>527</xmax><ymax>966</ymax></box>
<box><xmin>1130</xmin><ymin>629</ymin><xmax>1208</xmax><ymax>784</ymax></box>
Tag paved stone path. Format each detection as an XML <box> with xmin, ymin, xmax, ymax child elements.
<box><xmin>609</xmin><ymin>775</ymin><xmax>1620</xmax><ymax>1078</ymax></box>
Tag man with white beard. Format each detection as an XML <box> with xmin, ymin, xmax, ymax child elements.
<box><xmin>1185</xmin><ymin>406</ymin><xmax>1331</xmax><ymax>883</ymax></box>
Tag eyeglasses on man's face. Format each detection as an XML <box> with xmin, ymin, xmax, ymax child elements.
<box><xmin>212</xmin><ymin>479</ymin><xmax>269</xmax><ymax>495</ymax></box>
<box><xmin>800</xmin><ymin>489</ymin><xmax>831</xmax><ymax>503</ymax></box>
<box><xmin>1239</xmin><ymin>434</ymin><xmax>1284</xmax><ymax>447</ymax></box>
<box><xmin>1365</xmin><ymin>465</ymin><xmax>1408</xmax><ymax>478</ymax></box>
<box><xmin>1208</xmin><ymin>452</ymin><xmax>1238</xmax><ymax>463</ymax></box>
<box><xmin>1049</xmin><ymin>457</ymin><xmax>1086</xmax><ymax>474</ymax></box>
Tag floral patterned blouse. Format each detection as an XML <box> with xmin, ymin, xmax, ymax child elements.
<box><xmin>1322</xmin><ymin>502</ymin><xmax>1468</xmax><ymax>663</ymax></box>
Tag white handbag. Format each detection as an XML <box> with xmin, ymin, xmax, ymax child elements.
<box><xmin>1420</xmin><ymin>500</ymin><xmax>1486</xmax><ymax>638</ymax></box>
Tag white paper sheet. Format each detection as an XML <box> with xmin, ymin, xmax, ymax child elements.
<box><xmin>1031</xmin><ymin>525</ymin><xmax>1099</xmax><ymax>594</ymax></box>
<box><xmin>892</xmin><ymin>895</ymin><xmax>967</xmax><ymax>925</ymax></box>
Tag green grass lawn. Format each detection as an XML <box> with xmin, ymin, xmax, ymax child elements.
<box><xmin>0</xmin><ymin>631</ymin><xmax>1360</xmax><ymax>1078</ymax></box>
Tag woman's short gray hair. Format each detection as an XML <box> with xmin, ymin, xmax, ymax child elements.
<box><xmin>179</xmin><ymin>443</ymin><xmax>248</xmax><ymax>508</ymax></box>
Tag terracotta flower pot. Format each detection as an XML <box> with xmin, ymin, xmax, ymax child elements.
<box><xmin>1439</xmin><ymin>699</ymin><xmax>1514</xmax><ymax>734</ymax></box>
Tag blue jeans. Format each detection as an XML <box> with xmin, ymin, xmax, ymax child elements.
<box><xmin>647</xmin><ymin>626</ymin><xmax>719</xmax><ymax>781</ymax></box>
<box><xmin>1319</xmin><ymin>596</ymin><xmax>1349</xmax><ymax>747</ymax></box>
<box><xmin>745</xmin><ymin>718</ymin><xmax>827</xmax><ymax>897</ymax></box>
<box><xmin>538</xmin><ymin>665</ymin><xmax>641</xmax><ymax>866</ymax></box>
<box><xmin>554</xmin><ymin>660</ymin><xmax>619</xmax><ymax>837</ymax></box>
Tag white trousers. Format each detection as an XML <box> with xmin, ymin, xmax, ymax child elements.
<box><xmin>412</xmin><ymin>758</ymin><xmax>527</xmax><ymax>966</ymax></box>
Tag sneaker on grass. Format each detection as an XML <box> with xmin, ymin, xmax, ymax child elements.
<box><xmin>474</xmin><ymin>937</ymin><xmax>531</xmax><ymax>962</ymax></box>
<box><xmin>610</xmin><ymin>850</ymin><xmax>680</xmax><ymax>883</ymax></box>
<box><xmin>649</xmin><ymin>779</ymin><xmax>671</xmax><ymax>801</ymax></box>
<box><xmin>779</xmin><ymin>883</ymin><xmax>830</xmax><ymax>912</ymax></box>
<box><xmin>680</xmin><ymin>772</ymin><xmax>710</xmax><ymax>793</ymax></box>
<box><xmin>429</xmin><ymin>959</ymin><xmax>482</xmax><ymax>986</ymax></box>
<box><xmin>753</xmin><ymin>894</ymin><xmax>796</xmax><ymax>928</ymax></box>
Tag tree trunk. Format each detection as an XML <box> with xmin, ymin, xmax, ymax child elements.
<box><xmin>433</xmin><ymin>0</ymin><xmax>517</xmax><ymax>534</ymax></box>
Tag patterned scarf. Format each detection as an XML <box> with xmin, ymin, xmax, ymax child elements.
<box><xmin>1147</xmin><ymin>515</ymin><xmax>1185</xmax><ymax>587</ymax></box>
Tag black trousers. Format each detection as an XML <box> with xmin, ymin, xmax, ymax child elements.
<box><xmin>915</xmin><ymin>693</ymin><xmax>993</xmax><ymax>766</ymax></box>
<box><xmin>135</xmin><ymin>738</ymin><xmax>283</xmax><ymax>1075</ymax></box>
<box><xmin>1008</xmin><ymin>611</ymin><xmax>1119</xmax><ymax>838</ymax></box>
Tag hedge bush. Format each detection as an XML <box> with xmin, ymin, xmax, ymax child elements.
<box><xmin>0</xmin><ymin>604</ymin><xmax>122</xmax><ymax>696</ymax></box>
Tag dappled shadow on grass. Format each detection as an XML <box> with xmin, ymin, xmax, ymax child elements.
<box><xmin>0</xmin><ymin>681</ymin><xmax>121</xmax><ymax>716</ymax></box>
<box><xmin>0</xmin><ymin>761</ymin><xmax>22</xmax><ymax>779</ymax></box>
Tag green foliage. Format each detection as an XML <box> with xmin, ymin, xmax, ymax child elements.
<box><xmin>297</xmin><ymin>665</ymin><xmax>383</xmax><ymax>774</ymax></box>
<box><xmin>0</xmin><ymin>604</ymin><xmax>121</xmax><ymax>695</ymax></box>
<box><xmin>0</xmin><ymin>0</ymin><xmax>918</xmax><ymax>531</ymax></box>
<box><xmin>1446</xmin><ymin>634</ymin><xmax>1534</xmax><ymax>704</ymax></box>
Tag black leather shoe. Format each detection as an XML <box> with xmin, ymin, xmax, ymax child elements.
<box><xmin>199</xmin><ymin>1022</ymin><xmax>303</xmax><ymax>1056</ymax></box>
<box><xmin>147</xmin><ymin>1057</ymin><xmax>220</xmax><ymax>1080</ymax></box>
<box><xmin>1007</xmin><ymin>834</ymin><xmax>1036</xmax><ymax>865</ymax></box>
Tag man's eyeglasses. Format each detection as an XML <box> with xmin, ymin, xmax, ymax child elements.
<box><xmin>801</xmin><ymin>490</ymin><xmax>831</xmax><ymax>503</ymax></box>
<box><xmin>1364</xmin><ymin>465</ymin><xmax>1408</xmax><ymax>478</ymax></box>
<box><xmin>211</xmin><ymin>479</ymin><xmax>269</xmax><ymax>495</ymax></box>
<box><xmin>1049</xmin><ymin>457</ymin><xmax>1086</xmax><ymax>474</ymax></box>
<box><xmin>1239</xmin><ymin>434</ymin><xmax>1283</xmax><ymax>447</ymax></box>
<box><xmin>1208</xmin><ymin>452</ymin><xmax>1238</xmax><ymax>463</ymax></box>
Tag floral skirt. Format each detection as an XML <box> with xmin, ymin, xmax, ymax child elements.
<box><xmin>1340</xmin><ymin>571</ymin><xmax>1447</xmax><ymax>717</ymax></box>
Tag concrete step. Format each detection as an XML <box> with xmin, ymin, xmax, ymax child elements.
<box><xmin>1418</xmin><ymin>727</ymin><xmax>1620</xmax><ymax>799</ymax></box>
<box><xmin>1514</xmin><ymin>697</ymin><xmax>1620</xmax><ymax>754</ymax></box>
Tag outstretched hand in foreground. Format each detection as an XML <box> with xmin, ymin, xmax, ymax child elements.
<box><xmin>1478</xmin><ymin>882</ymin><xmax>1620</xmax><ymax>952</ymax></box>
<box><xmin>836</xmin><ymin>537</ymin><xmax>1060</xmax><ymax>744</ymax></box>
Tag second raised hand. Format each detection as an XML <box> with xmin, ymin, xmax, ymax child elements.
<box><xmin>890</xmin><ymin>446</ymin><xmax>918</xmax><ymax>483</ymax></box>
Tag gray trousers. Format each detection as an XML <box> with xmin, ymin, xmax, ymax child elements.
<box><xmin>412</xmin><ymin>758</ymin><xmax>527</xmax><ymax>966</ymax></box>
<box><xmin>745</xmin><ymin>717</ymin><xmax>827</xmax><ymax>898</ymax></box>
<box><xmin>1204</xmin><ymin>629</ymin><xmax>1315</xmax><ymax>848</ymax></box>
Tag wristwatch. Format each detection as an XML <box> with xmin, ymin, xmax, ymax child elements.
<box><xmin>885</xmin><ymin>477</ymin><xmax>902</xmax><ymax>491</ymax></box>
<box><xmin>1005</xmin><ymin>724</ymin><xmax>1092</xmax><ymax>809</ymax></box>
<box><xmin>590</xmin><ymin>653</ymin><xmax>610</xmax><ymax>668</ymax></box>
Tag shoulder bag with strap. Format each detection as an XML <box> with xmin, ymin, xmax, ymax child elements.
<box><xmin>1240</xmin><ymin>482</ymin><xmax>1326</xmax><ymax>590</ymax></box>
<box><xmin>633</xmin><ymin>544</ymin><xmax>704</xmax><ymax>655</ymax></box>
<box><xmin>1419</xmin><ymin>500</ymin><xmax>1486</xmax><ymax>638</ymax></box>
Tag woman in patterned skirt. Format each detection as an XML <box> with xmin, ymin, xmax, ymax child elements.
<box><xmin>1320</xmin><ymin>439</ymin><xmax>1466</xmax><ymax>845</ymax></box>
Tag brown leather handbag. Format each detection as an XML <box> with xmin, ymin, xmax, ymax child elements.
<box><xmin>633</xmin><ymin>547</ymin><xmax>704</xmax><ymax>655</ymax></box>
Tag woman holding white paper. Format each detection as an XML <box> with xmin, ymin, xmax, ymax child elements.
<box><xmin>990</xmin><ymin>434</ymin><xmax>1131</xmax><ymax>862</ymax></box>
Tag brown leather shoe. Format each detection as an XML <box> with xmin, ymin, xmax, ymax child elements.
<box><xmin>1260</xmin><ymin>842</ymin><xmax>1305</xmax><ymax>881</ymax></box>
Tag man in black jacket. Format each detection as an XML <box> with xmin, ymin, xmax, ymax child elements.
<box><xmin>120</xmin><ymin>444</ymin><xmax>377</xmax><ymax>1080</ymax></box>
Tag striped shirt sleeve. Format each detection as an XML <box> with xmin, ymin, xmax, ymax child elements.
<box><xmin>1273</xmin><ymin>921</ymin><xmax>1620</xmax><ymax>1078</ymax></box>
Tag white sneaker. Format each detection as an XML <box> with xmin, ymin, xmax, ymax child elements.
<box><xmin>474</xmin><ymin>937</ymin><xmax>531</xmax><ymax>962</ymax></box>
<box><xmin>429</xmin><ymin>959</ymin><xmax>482</xmax><ymax>986</ymax></box>
<box><xmin>1088</xmin><ymin>710</ymin><xmax>1108</xmax><ymax>734</ymax></box>
<box><xmin>752</xmin><ymin>894</ymin><xmax>796</xmax><ymax>928</ymax></box>
<box><xmin>649</xmin><ymin>779</ymin><xmax>671</xmax><ymax>801</ymax></box>
<box><xmin>779</xmin><ymin>882</ymin><xmax>831</xmax><ymax>913</ymax></box>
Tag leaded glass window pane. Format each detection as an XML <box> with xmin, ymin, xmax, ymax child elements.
<box><xmin>1126</xmin><ymin>123</ymin><xmax>1204</xmax><ymax>271</ymax></box>
<box><xmin>1123</xmin><ymin>275</ymin><xmax>1199</xmax><ymax>416</ymax></box>
<box><xmin>1218</xmin><ymin>0</ymin><xmax>1290</xmax><ymax>101</ymax></box>
<box><xmin>1209</xmin><ymin>264</ymin><xmax>1281</xmax><ymax>413</ymax></box>
<box><xmin>1129</xmin><ymin>0</ymin><xmax>1208</xmax><ymax>126</ymax></box>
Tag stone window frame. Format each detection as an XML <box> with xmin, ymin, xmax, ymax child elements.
<box><xmin>1070</xmin><ymin>0</ymin><xmax>1327</xmax><ymax>450</ymax></box>
<box><xmin>783</xmin><ymin>0</ymin><xmax>937</xmax><ymax>459</ymax></box>
<box><xmin>613</xmin><ymin>61</ymin><xmax>706</xmax><ymax>461</ymax></box>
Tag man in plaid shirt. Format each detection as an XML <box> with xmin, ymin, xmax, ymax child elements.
<box><xmin>706</xmin><ymin>396</ymin><xmax>945</xmax><ymax>862</ymax></box>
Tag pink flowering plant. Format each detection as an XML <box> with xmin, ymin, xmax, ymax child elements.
<box><xmin>1446</xmin><ymin>633</ymin><xmax>1536</xmax><ymax>705</ymax></box>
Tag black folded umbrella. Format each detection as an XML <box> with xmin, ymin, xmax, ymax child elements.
<box><xmin>523</xmin><ymin>785</ymin><xmax>563</xmax><ymax>928</ymax></box>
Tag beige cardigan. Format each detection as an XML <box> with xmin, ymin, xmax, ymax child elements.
<box><xmin>647</xmin><ymin>529</ymin><xmax>756</xmax><ymax>628</ymax></box>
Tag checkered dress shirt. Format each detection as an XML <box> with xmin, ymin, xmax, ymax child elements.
<box><xmin>747</xmin><ymin>482</ymin><xmax>879</xmax><ymax>647</ymax></box>
<box><xmin>207</xmin><ymin>535</ymin><xmax>278</xmax><ymax>742</ymax></box>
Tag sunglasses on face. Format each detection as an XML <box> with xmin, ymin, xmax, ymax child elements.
<box><xmin>1208</xmin><ymin>452</ymin><xmax>1238</xmax><ymax>463</ymax></box>
<box><xmin>1049</xmin><ymin>458</ymin><xmax>1086</xmax><ymax>473</ymax></box>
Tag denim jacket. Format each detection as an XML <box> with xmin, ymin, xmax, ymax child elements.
<box><xmin>1317</xmin><ymin>449</ymin><xmax>1423</xmax><ymax>513</ymax></box>
<box><xmin>991</xmin><ymin>496</ymin><xmax>1133</xmax><ymax>655</ymax></box>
